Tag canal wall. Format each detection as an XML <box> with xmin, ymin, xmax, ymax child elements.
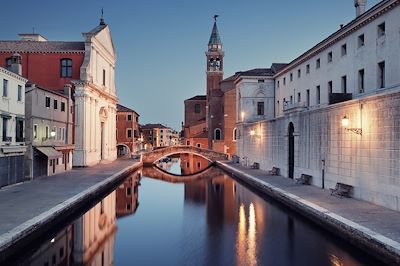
<box><xmin>237</xmin><ymin>89</ymin><xmax>400</xmax><ymax>211</ymax></box>
<box><xmin>0</xmin><ymin>160</ymin><xmax>142</xmax><ymax>262</ymax></box>
<box><xmin>216</xmin><ymin>161</ymin><xmax>400</xmax><ymax>265</ymax></box>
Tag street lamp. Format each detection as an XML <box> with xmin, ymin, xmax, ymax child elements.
<box><xmin>341</xmin><ymin>115</ymin><xmax>362</xmax><ymax>135</ymax></box>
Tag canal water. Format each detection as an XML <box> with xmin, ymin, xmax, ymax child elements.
<box><xmin>6</xmin><ymin>155</ymin><xmax>381</xmax><ymax>265</ymax></box>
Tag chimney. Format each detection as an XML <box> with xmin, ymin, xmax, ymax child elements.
<box><xmin>10</xmin><ymin>53</ymin><xmax>22</xmax><ymax>75</ymax></box>
<box><xmin>63</xmin><ymin>83</ymin><xmax>72</xmax><ymax>99</ymax></box>
<box><xmin>354</xmin><ymin>0</ymin><xmax>367</xmax><ymax>17</ymax></box>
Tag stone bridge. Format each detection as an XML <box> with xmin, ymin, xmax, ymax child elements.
<box><xmin>142</xmin><ymin>166</ymin><xmax>225</xmax><ymax>183</ymax></box>
<box><xmin>141</xmin><ymin>145</ymin><xmax>228</xmax><ymax>166</ymax></box>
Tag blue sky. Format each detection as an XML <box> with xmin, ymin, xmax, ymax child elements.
<box><xmin>2</xmin><ymin>0</ymin><xmax>380</xmax><ymax>130</ymax></box>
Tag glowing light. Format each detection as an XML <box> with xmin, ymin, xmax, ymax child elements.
<box><xmin>247</xmin><ymin>203</ymin><xmax>257</xmax><ymax>266</ymax></box>
<box><xmin>50</xmin><ymin>130</ymin><xmax>56</xmax><ymax>137</ymax></box>
<box><xmin>250</xmin><ymin>130</ymin><xmax>255</xmax><ymax>136</ymax></box>
<box><xmin>50</xmin><ymin>238</ymin><xmax>55</xmax><ymax>243</ymax></box>
<box><xmin>241</xmin><ymin>111</ymin><xmax>245</xmax><ymax>121</ymax></box>
<box><xmin>341</xmin><ymin>116</ymin><xmax>349</xmax><ymax>127</ymax></box>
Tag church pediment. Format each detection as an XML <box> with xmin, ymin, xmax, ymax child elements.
<box><xmin>84</xmin><ymin>24</ymin><xmax>116</xmax><ymax>58</ymax></box>
<box><xmin>93</xmin><ymin>26</ymin><xmax>116</xmax><ymax>57</ymax></box>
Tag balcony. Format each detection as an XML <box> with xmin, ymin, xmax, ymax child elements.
<box><xmin>283</xmin><ymin>102</ymin><xmax>307</xmax><ymax>113</ymax></box>
<box><xmin>329</xmin><ymin>93</ymin><xmax>352</xmax><ymax>105</ymax></box>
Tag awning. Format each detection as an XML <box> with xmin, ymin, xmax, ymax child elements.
<box><xmin>35</xmin><ymin>147</ymin><xmax>62</xmax><ymax>159</ymax></box>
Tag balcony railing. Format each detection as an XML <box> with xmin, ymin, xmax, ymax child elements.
<box><xmin>283</xmin><ymin>101</ymin><xmax>307</xmax><ymax>113</ymax></box>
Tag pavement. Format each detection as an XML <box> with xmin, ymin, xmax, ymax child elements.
<box><xmin>217</xmin><ymin>161</ymin><xmax>400</xmax><ymax>265</ymax></box>
<box><xmin>0</xmin><ymin>158</ymin><xmax>142</xmax><ymax>257</ymax></box>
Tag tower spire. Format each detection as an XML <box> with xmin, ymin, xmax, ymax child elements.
<box><xmin>208</xmin><ymin>15</ymin><xmax>222</xmax><ymax>47</ymax></box>
<box><xmin>100</xmin><ymin>8</ymin><xmax>106</xmax><ymax>25</ymax></box>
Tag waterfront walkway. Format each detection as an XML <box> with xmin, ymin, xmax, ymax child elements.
<box><xmin>0</xmin><ymin>158</ymin><xmax>141</xmax><ymax>256</ymax></box>
<box><xmin>217</xmin><ymin>161</ymin><xmax>400</xmax><ymax>265</ymax></box>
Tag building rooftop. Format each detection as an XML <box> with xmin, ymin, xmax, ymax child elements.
<box><xmin>117</xmin><ymin>104</ymin><xmax>139</xmax><ymax>115</ymax></box>
<box><xmin>185</xmin><ymin>95</ymin><xmax>206</xmax><ymax>101</ymax></box>
<box><xmin>208</xmin><ymin>19</ymin><xmax>222</xmax><ymax>45</ymax></box>
<box><xmin>0</xmin><ymin>41</ymin><xmax>85</xmax><ymax>53</ymax></box>
<box><xmin>141</xmin><ymin>123</ymin><xmax>169</xmax><ymax>130</ymax></box>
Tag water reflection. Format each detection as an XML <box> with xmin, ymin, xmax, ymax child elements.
<box><xmin>6</xmin><ymin>170</ymin><xmax>141</xmax><ymax>266</ymax></box>
<box><xmin>6</xmin><ymin>161</ymin><xmax>381</xmax><ymax>266</ymax></box>
<box><xmin>155</xmin><ymin>153</ymin><xmax>212</xmax><ymax>175</ymax></box>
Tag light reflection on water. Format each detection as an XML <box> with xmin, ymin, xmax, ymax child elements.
<box><xmin>4</xmin><ymin>162</ymin><xmax>382</xmax><ymax>266</ymax></box>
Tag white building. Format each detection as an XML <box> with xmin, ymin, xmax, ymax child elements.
<box><xmin>237</xmin><ymin>0</ymin><xmax>400</xmax><ymax>211</ymax></box>
<box><xmin>73</xmin><ymin>19</ymin><xmax>118</xmax><ymax>166</ymax></box>
<box><xmin>0</xmin><ymin>55</ymin><xmax>27</xmax><ymax>187</ymax></box>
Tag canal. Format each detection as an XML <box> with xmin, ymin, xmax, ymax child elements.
<box><xmin>5</xmin><ymin>155</ymin><xmax>381</xmax><ymax>265</ymax></box>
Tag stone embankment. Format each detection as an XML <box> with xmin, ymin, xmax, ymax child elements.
<box><xmin>217</xmin><ymin>161</ymin><xmax>400</xmax><ymax>265</ymax></box>
<box><xmin>0</xmin><ymin>159</ymin><xmax>142</xmax><ymax>262</ymax></box>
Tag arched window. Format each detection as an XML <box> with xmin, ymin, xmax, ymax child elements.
<box><xmin>214</xmin><ymin>128</ymin><xmax>221</xmax><ymax>140</ymax></box>
<box><xmin>233</xmin><ymin>128</ymin><xmax>237</xmax><ymax>141</ymax></box>
<box><xmin>60</xmin><ymin>58</ymin><xmax>72</xmax><ymax>78</ymax></box>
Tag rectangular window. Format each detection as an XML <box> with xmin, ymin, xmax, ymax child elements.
<box><xmin>16</xmin><ymin>119</ymin><xmax>23</xmax><ymax>142</ymax></box>
<box><xmin>17</xmin><ymin>85</ymin><xmax>22</xmax><ymax>101</ymax></box>
<box><xmin>358</xmin><ymin>34</ymin><xmax>365</xmax><ymax>48</ymax></box>
<box><xmin>327</xmin><ymin>51</ymin><xmax>332</xmax><ymax>63</ymax></box>
<box><xmin>2</xmin><ymin>117</ymin><xmax>8</xmax><ymax>141</ymax></box>
<box><xmin>290</xmin><ymin>73</ymin><xmax>293</xmax><ymax>82</ymax></box>
<box><xmin>290</xmin><ymin>95</ymin><xmax>293</xmax><ymax>104</ymax></box>
<box><xmin>2</xmin><ymin>79</ymin><xmax>8</xmax><ymax>97</ymax></box>
<box><xmin>306</xmin><ymin>64</ymin><xmax>310</xmax><ymax>74</ymax></box>
<box><xmin>341</xmin><ymin>44</ymin><xmax>347</xmax><ymax>56</ymax></box>
<box><xmin>45</xmin><ymin>125</ymin><xmax>49</xmax><ymax>139</ymax></box>
<box><xmin>127</xmin><ymin>114</ymin><xmax>132</xmax><ymax>121</ymax></box>
<box><xmin>283</xmin><ymin>77</ymin><xmax>286</xmax><ymax>85</ymax></box>
<box><xmin>33</xmin><ymin>124</ymin><xmax>38</xmax><ymax>140</ymax></box>
<box><xmin>62</xmin><ymin>128</ymin><xmax>65</xmax><ymax>141</ymax></box>
<box><xmin>258</xmin><ymin>79</ymin><xmax>264</xmax><ymax>83</ymax></box>
<box><xmin>257</xmin><ymin>101</ymin><xmax>264</xmax><ymax>115</ymax></box>
<box><xmin>61</xmin><ymin>102</ymin><xmax>65</xmax><ymax>112</ymax></box>
<box><xmin>53</xmin><ymin>126</ymin><xmax>57</xmax><ymax>139</ymax></box>
<box><xmin>341</xmin><ymin>75</ymin><xmax>347</xmax><ymax>93</ymax></box>
<box><xmin>45</xmin><ymin>96</ymin><xmax>50</xmax><ymax>108</ymax></box>
<box><xmin>60</xmin><ymin>59</ymin><xmax>72</xmax><ymax>78</ymax></box>
<box><xmin>5</xmin><ymin>58</ymin><xmax>12</xmax><ymax>70</ymax></box>
<box><xmin>297</xmin><ymin>69</ymin><xmax>301</xmax><ymax>78</ymax></box>
<box><xmin>58</xmin><ymin>127</ymin><xmax>62</xmax><ymax>140</ymax></box>
<box><xmin>358</xmin><ymin>69</ymin><xmax>365</xmax><ymax>93</ymax></box>
<box><xmin>194</xmin><ymin>103</ymin><xmax>201</xmax><ymax>113</ymax></box>
<box><xmin>377</xmin><ymin>22</ymin><xmax>385</xmax><ymax>37</ymax></box>
<box><xmin>378</xmin><ymin>61</ymin><xmax>385</xmax><ymax>88</ymax></box>
<box><xmin>328</xmin><ymin>81</ymin><xmax>333</xmax><ymax>94</ymax></box>
<box><xmin>277</xmin><ymin>81</ymin><xmax>280</xmax><ymax>88</ymax></box>
<box><xmin>297</xmin><ymin>92</ymin><xmax>301</xmax><ymax>102</ymax></box>
<box><xmin>54</xmin><ymin>99</ymin><xmax>58</xmax><ymax>110</ymax></box>
<box><xmin>306</xmin><ymin>89</ymin><xmax>310</xmax><ymax>107</ymax></box>
<box><xmin>102</xmin><ymin>69</ymin><xmax>106</xmax><ymax>86</ymax></box>
<box><xmin>316</xmin><ymin>86</ymin><xmax>320</xmax><ymax>105</ymax></box>
<box><xmin>316</xmin><ymin>58</ymin><xmax>320</xmax><ymax>69</ymax></box>
<box><xmin>127</xmin><ymin>129</ymin><xmax>132</xmax><ymax>138</ymax></box>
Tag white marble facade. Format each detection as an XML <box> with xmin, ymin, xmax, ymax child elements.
<box><xmin>73</xmin><ymin>24</ymin><xmax>118</xmax><ymax>166</ymax></box>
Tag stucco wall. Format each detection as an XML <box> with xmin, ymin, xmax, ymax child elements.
<box><xmin>238</xmin><ymin>89</ymin><xmax>400</xmax><ymax>211</ymax></box>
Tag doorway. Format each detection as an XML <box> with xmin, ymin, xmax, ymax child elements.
<box><xmin>288</xmin><ymin>122</ymin><xmax>294</xmax><ymax>179</ymax></box>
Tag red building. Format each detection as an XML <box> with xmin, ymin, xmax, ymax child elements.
<box><xmin>116</xmin><ymin>104</ymin><xmax>140</xmax><ymax>156</ymax></box>
<box><xmin>0</xmin><ymin>34</ymin><xmax>84</xmax><ymax>92</ymax></box>
<box><xmin>183</xmin><ymin>95</ymin><xmax>208</xmax><ymax>148</ymax></box>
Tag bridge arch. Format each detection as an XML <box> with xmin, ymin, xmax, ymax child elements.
<box><xmin>117</xmin><ymin>143</ymin><xmax>131</xmax><ymax>157</ymax></box>
<box><xmin>141</xmin><ymin>145</ymin><xmax>228</xmax><ymax>166</ymax></box>
<box><xmin>142</xmin><ymin>165</ymin><xmax>223</xmax><ymax>183</ymax></box>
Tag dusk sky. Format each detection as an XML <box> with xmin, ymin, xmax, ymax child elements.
<box><xmin>2</xmin><ymin>0</ymin><xmax>380</xmax><ymax>130</ymax></box>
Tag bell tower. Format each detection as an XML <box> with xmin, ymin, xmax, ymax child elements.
<box><xmin>206</xmin><ymin>15</ymin><xmax>224</xmax><ymax>149</ymax></box>
<box><xmin>206</xmin><ymin>15</ymin><xmax>224</xmax><ymax>98</ymax></box>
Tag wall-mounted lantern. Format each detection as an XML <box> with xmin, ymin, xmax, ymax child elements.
<box><xmin>241</xmin><ymin>111</ymin><xmax>245</xmax><ymax>122</ymax></box>
<box><xmin>50</xmin><ymin>130</ymin><xmax>56</xmax><ymax>138</ymax></box>
<box><xmin>341</xmin><ymin>115</ymin><xmax>362</xmax><ymax>135</ymax></box>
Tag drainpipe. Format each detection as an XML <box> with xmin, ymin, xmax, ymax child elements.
<box><xmin>321</xmin><ymin>159</ymin><xmax>325</xmax><ymax>189</ymax></box>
